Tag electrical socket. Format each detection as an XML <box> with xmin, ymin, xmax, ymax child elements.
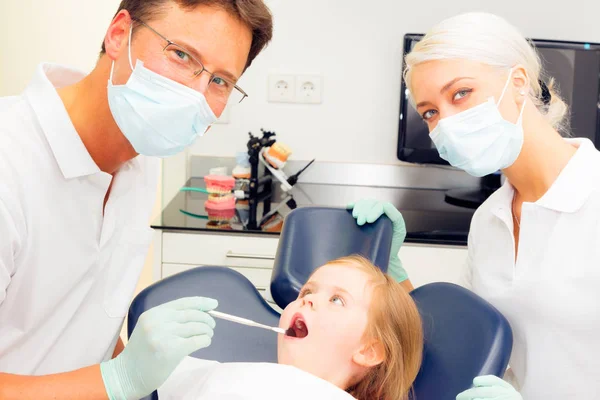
<box><xmin>296</xmin><ymin>75</ymin><xmax>322</xmax><ymax>104</ymax></box>
<box><xmin>268</xmin><ymin>74</ymin><xmax>296</xmax><ymax>103</ymax></box>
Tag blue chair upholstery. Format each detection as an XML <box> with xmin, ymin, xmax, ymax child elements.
<box><xmin>409</xmin><ymin>282</ymin><xmax>513</xmax><ymax>400</ymax></box>
<box><xmin>270</xmin><ymin>207</ymin><xmax>394</xmax><ymax>309</ymax></box>
<box><xmin>128</xmin><ymin>266</ymin><xmax>280</xmax><ymax>363</ymax></box>
<box><xmin>128</xmin><ymin>267</ymin><xmax>280</xmax><ymax>400</ymax></box>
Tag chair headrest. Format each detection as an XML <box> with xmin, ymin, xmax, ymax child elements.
<box><xmin>270</xmin><ymin>207</ymin><xmax>393</xmax><ymax>309</ymax></box>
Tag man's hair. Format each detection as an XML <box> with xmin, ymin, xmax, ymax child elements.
<box><xmin>100</xmin><ymin>0</ymin><xmax>273</xmax><ymax>69</ymax></box>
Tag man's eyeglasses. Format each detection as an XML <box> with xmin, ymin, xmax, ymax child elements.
<box><xmin>135</xmin><ymin>20</ymin><xmax>248</xmax><ymax>106</ymax></box>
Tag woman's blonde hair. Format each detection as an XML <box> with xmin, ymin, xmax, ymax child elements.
<box><xmin>403</xmin><ymin>12</ymin><xmax>570</xmax><ymax>134</ymax></box>
<box><xmin>320</xmin><ymin>255</ymin><xmax>423</xmax><ymax>400</ymax></box>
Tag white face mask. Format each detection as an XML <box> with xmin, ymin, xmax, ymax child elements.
<box><xmin>107</xmin><ymin>25</ymin><xmax>217</xmax><ymax>158</ymax></box>
<box><xmin>429</xmin><ymin>69</ymin><xmax>526</xmax><ymax>177</ymax></box>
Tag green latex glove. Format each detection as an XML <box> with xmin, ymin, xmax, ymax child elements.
<box><xmin>457</xmin><ymin>375</ymin><xmax>523</xmax><ymax>400</ymax></box>
<box><xmin>100</xmin><ymin>297</ymin><xmax>218</xmax><ymax>400</ymax></box>
<box><xmin>347</xmin><ymin>199</ymin><xmax>408</xmax><ymax>282</ymax></box>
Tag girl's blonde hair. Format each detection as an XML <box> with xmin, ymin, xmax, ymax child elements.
<box><xmin>403</xmin><ymin>12</ymin><xmax>569</xmax><ymax>135</ymax></box>
<box><xmin>321</xmin><ymin>255</ymin><xmax>423</xmax><ymax>400</ymax></box>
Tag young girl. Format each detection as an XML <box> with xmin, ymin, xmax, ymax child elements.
<box><xmin>159</xmin><ymin>255</ymin><xmax>423</xmax><ymax>399</ymax></box>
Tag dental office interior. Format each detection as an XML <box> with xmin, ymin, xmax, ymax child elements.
<box><xmin>2</xmin><ymin>0</ymin><xmax>600</xmax><ymax>398</ymax></box>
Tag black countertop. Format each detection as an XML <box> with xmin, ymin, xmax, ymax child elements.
<box><xmin>152</xmin><ymin>178</ymin><xmax>476</xmax><ymax>246</ymax></box>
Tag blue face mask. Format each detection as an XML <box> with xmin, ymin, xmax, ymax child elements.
<box><xmin>107</xmin><ymin>26</ymin><xmax>217</xmax><ymax>158</ymax></box>
<box><xmin>429</xmin><ymin>69</ymin><xmax>526</xmax><ymax>177</ymax></box>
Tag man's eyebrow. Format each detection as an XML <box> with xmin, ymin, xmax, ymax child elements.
<box><xmin>175</xmin><ymin>38</ymin><xmax>240</xmax><ymax>82</ymax></box>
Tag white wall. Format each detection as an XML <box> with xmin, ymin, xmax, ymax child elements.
<box><xmin>3</xmin><ymin>1</ymin><xmax>599</xmax><ymax>166</ymax></box>
<box><xmin>197</xmin><ymin>0</ymin><xmax>600</xmax><ymax>165</ymax></box>
<box><xmin>0</xmin><ymin>0</ymin><xmax>122</xmax><ymax>95</ymax></box>
<box><xmin>1</xmin><ymin>2</ymin><xmax>599</xmax><ymax>190</ymax></box>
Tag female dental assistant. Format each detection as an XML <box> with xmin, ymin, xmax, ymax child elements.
<box><xmin>350</xmin><ymin>12</ymin><xmax>600</xmax><ymax>400</ymax></box>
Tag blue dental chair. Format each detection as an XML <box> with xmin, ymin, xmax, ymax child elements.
<box><xmin>128</xmin><ymin>207</ymin><xmax>512</xmax><ymax>400</ymax></box>
<box><xmin>409</xmin><ymin>282</ymin><xmax>513</xmax><ymax>400</ymax></box>
<box><xmin>128</xmin><ymin>208</ymin><xmax>393</xmax><ymax>400</ymax></box>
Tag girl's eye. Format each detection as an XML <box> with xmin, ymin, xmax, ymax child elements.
<box><xmin>330</xmin><ymin>295</ymin><xmax>345</xmax><ymax>306</ymax></box>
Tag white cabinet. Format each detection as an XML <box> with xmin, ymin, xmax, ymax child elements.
<box><xmin>153</xmin><ymin>231</ymin><xmax>469</xmax><ymax>294</ymax></box>
<box><xmin>162</xmin><ymin>232</ymin><xmax>279</xmax><ymax>269</ymax></box>
<box><xmin>154</xmin><ymin>231</ymin><xmax>279</xmax><ymax>296</ymax></box>
<box><xmin>400</xmin><ymin>243</ymin><xmax>468</xmax><ymax>288</ymax></box>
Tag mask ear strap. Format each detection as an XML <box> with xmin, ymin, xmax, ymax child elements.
<box><xmin>497</xmin><ymin>67</ymin><xmax>514</xmax><ymax>105</ymax></box>
<box><xmin>517</xmin><ymin>98</ymin><xmax>527</xmax><ymax>124</ymax></box>
<box><xmin>128</xmin><ymin>23</ymin><xmax>134</xmax><ymax>71</ymax></box>
<box><xmin>109</xmin><ymin>23</ymin><xmax>135</xmax><ymax>84</ymax></box>
<box><xmin>110</xmin><ymin>61</ymin><xmax>116</xmax><ymax>83</ymax></box>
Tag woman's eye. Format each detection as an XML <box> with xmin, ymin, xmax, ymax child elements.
<box><xmin>453</xmin><ymin>89</ymin><xmax>472</xmax><ymax>101</ymax></box>
<box><xmin>330</xmin><ymin>295</ymin><xmax>345</xmax><ymax>306</ymax></box>
<box><xmin>422</xmin><ymin>109</ymin><xmax>437</xmax><ymax>120</ymax></box>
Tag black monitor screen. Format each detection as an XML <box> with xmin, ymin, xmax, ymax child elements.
<box><xmin>398</xmin><ymin>34</ymin><xmax>600</xmax><ymax>164</ymax></box>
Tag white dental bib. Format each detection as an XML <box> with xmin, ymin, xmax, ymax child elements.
<box><xmin>159</xmin><ymin>357</ymin><xmax>355</xmax><ymax>399</ymax></box>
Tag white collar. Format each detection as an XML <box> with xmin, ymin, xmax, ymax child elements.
<box><xmin>24</xmin><ymin>63</ymin><xmax>101</xmax><ymax>179</ymax></box>
<box><xmin>491</xmin><ymin>138</ymin><xmax>600</xmax><ymax>220</ymax></box>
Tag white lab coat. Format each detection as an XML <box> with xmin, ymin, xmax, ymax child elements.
<box><xmin>0</xmin><ymin>63</ymin><xmax>159</xmax><ymax>374</ymax></box>
<box><xmin>463</xmin><ymin>138</ymin><xmax>600</xmax><ymax>399</ymax></box>
<box><xmin>158</xmin><ymin>357</ymin><xmax>356</xmax><ymax>399</ymax></box>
